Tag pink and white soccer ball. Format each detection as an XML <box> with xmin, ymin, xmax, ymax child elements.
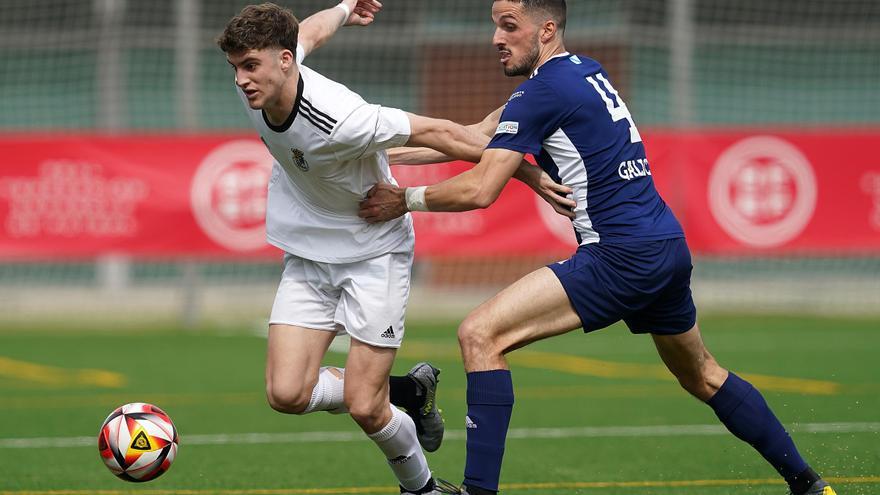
<box><xmin>97</xmin><ymin>402</ymin><xmax>179</xmax><ymax>482</ymax></box>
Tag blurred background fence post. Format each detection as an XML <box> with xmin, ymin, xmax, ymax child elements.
<box><xmin>95</xmin><ymin>0</ymin><xmax>126</xmax><ymax>132</ymax></box>
<box><xmin>175</xmin><ymin>0</ymin><xmax>201</xmax><ymax>130</ymax></box>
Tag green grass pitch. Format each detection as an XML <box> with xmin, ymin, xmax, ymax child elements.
<box><xmin>1</xmin><ymin>314</ymin><xmax>878</xmax><ymax>494</ymax></box>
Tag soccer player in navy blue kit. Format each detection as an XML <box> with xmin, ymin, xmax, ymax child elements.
<box><xmin>360</xmin><ymin>1</ymin><xmax>836</xmax><ymax>494</ymax></box>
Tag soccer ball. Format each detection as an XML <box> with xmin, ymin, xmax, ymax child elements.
<box><xmin>97</xmin><ymin>402</ymin><xmax>179</xmax><ymax>482</ymax></box>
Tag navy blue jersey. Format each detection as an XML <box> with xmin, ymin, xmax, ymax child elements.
<box><xmin>487</xmin><ymin>53</ymin><xmax>683</xmax><ymax>244</ymax></box>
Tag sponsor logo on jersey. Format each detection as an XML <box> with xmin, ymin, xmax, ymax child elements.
<box><xmin>496</xmin><ymin>121</ymin><xmax>519</xmax><ymax>135</ymax></box>
<box><xmin>618</xmin><ymin>158</ymin><xmax>652</xmax><ymax>180</ymax></box>
<box><xmin>291</xmin><ymin>148</ymin><xmax>309</xmax><ymax>172</ymax></box>
<box><xmin>507</xmin><ymin>90</ymin><xmax>525</xmax><ymax>102</ymax></box>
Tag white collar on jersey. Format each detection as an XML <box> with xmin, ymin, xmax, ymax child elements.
<box><xmin>531</xmin><ymin>51</ymin><xmax>571</xmax><ymax>78</ymax></box>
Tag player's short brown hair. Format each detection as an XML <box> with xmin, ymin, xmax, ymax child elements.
<box><xmin>499</xmin><ymin>0</ymin><xmax>567</xmax><ymax>32</ymax></box>
<box><xmin>216</xmin><ymin>2</ymin><xmax>299</xmax><ymax>54</ymax></box>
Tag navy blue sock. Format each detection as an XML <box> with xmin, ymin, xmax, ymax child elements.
<box><xmin>708</xmin><ymin>372</ymin><xmax>809</xmax><ymax>483</ymax></box>
<box><xmin>463</xmin><ymin>370</ymin><xmax>514</xmax><ymax>493</ymax></box>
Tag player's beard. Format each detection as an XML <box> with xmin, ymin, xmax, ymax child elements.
<box><xmin>504</xmin><ymin>36</ymin><xmax>541</xmax><ymax>77</ymax></box>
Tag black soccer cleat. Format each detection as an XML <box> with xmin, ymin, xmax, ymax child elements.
<box><xmin>405</xmin><ymin>362</ymin><xmax>444</xmax><ymax>452</ymax></box>
<box><xmin>790</xmin><ymin>480</ymin><xmax>836</xmax><ymax>495</ymax></box>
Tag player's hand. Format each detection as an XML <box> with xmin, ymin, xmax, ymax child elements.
<box><xmin>359</xmin><ymin>183</ymin><xmax>408</xmax><ymax>223</ymax></box>
<box><xmin>534</xmin><ymin>170</ymin><xmax>576</xmax><ymax>218</ymax></box>
<box><xmin>343</xmin><ymin>0</ymin><xmax>382</xmax><ymax>27</ymax></box>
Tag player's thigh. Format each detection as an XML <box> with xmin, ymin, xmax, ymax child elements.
<box><xmin>334</xmin><ymin>251</ymin><xmax>412</xmax><ymax>348</ymax></box>
<box><xmin>343</xmin><ymin>337</ymin><xmax>396</xmax><ymax>416</ymax></box>
<box><xmin>266</xmin><ymin>253</ymin><xmax>342</xmax><ymax>395</ymax></box>
<box><xmin>266</xmin><ymin>324</ymin><xmax>336</xmax><ymax>396</ymax></box>
<box><xmin>462</xmin><ymin>266</ymin><xmax>583</xmax><ymax>354</ymax></box>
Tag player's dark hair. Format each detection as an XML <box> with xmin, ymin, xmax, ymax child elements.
<box><xmin>216</xmin><ymin>2</ymin><xmax>299</xmax><ymax>54</ymax></box>
<box><xmin>504</xmin><ymin>0</ymin><xmax>567</xmax><ymax>32</ymax></box>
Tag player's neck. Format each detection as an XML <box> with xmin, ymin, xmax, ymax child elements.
<box><xmin>264</xmin><ymin>68</ymin><xmax>301</xmax><ymax>126</ymax></box>
<box><xmin>533</xmin><ymin>43</ymin><xmax>567</xmax><ymax>73</ymax></box>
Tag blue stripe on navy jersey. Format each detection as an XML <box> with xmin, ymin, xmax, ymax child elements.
<box><xmin>487</xmin><ymin>53</ymin><xmax>683</xmax><ymax>244</ymax></box>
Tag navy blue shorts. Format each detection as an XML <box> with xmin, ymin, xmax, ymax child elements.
<box><xmin>547</xmin><ymin>237</ymin><xmax>697</xmax><ymax>335</ymax></box>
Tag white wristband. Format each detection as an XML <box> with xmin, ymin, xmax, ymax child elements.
<box><xmin>405</xmin><ymin>186</ymin><xmax>429</xmax><ymax>212</ymax></box>
<box><xmin>334</xmin><ymin>2</ymin><xmax>351</xmax><ymax>24</ymax></box>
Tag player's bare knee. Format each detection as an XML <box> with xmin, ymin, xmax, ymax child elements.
<box><xmin>266</xmin><ymin>382</ymin><xmax>313</xmax><ymax>414</ymax></box>
<box><xmin>458</xmin><ymin>313</ymin><xmax>496</xmax><ymax>355</ymax></box>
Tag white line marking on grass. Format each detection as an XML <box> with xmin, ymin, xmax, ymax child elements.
<box><xmin>1</xmin><ymin>476</ymin><xmax>879</xmax><ymax>494</ymax></box>
<box><xmin>1</xmin><ymin>421</ymin><xmax>877</xmax><ymax>449</ymax></box>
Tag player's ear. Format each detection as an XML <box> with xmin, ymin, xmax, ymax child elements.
<box><xmin>279</xmin><ymin>48</ymin><xmax>295</xmax><ymax>71</ymax></box>
<box><xmin>540</xmin><ymin>20</ymin><xmax>557</xmax><ymax>43</ymax></box>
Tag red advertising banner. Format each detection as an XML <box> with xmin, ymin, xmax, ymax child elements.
<box><xmin>645</xmin><ymin>130</ymin><xmax>880</xmax><ymax>255</ymax></box>
<box><xmin>0</xmin><ymin>135</ymin><xmax>279</xmax><ymax>259</ymax></box>
<box><xmin>1</xmin><ymin>132</ymin><xmax>878</xmax><ymax>260</ymax></box>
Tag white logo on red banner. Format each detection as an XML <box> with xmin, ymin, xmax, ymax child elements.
<box><xmin>709</xmin><ymin>136</ymin><xmax>817</xmax><ymax>248</ymax></box>
<box><xmin>190</xmin><ymin>140</ymin><xmax>273</xmax><ymax>252</ymax></box>
<box><xmin>861</xmin><ymin>172</ymin><xmax>880</xmax><ymax>231</ymax></box>
<box><xmin>0</xmin><ymin>161</ymin><xmax>148</xmax><ymax>238</ymax></box>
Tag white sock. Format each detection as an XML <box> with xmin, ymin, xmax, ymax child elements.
<box><xmin>303</xmin><ymin>367</ymin><xmax>348</xmax><ymax>414</ymax></box>
<box><xmin>367</xmin><ymin>405</ymin><xmax>431</xmax><ymax>491</ymax></box>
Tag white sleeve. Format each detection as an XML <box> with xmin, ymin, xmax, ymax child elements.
<box><xmin>296</xmin><ymin>45</ymin><xmax>306</xmax><ymax>64</ymax></box>
<box><xmin>331</xmin><ymin>105</ymin><xmax>412</xmax><ymax>162</ymax></box>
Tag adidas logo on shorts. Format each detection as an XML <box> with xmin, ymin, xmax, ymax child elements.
<box><xmin>380</xmin><ymin>326</ymin><xmax>395</xmax><ymax>339</ymax></box>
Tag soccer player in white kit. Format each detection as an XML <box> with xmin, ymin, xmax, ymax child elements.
<box><xmin>216</xmin><ymin>2</ymin><xmax>570</xmax><ymax>493</ymax></box>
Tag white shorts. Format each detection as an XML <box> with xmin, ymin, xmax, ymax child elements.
<box><xmin>269</xmin><ymin>251</ymin><xmax>412</xmax><ymax>348</ymax></box>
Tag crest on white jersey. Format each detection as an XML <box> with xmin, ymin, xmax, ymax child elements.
<box><xmin>291</xmin><ymin>148</ymin><xmax>309</xmax><ymax>172</ymax></box>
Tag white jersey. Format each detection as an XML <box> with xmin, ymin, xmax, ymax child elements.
<box><xmin>238</xmin><ymin>48</ymin><xmax>414</xmax><ymax>263</ymax></box>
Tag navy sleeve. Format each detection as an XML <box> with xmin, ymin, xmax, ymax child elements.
<box><xmin>487</xmin><ymin>79</ymin><xmax>562</xmax><ymax>156</ymax></box>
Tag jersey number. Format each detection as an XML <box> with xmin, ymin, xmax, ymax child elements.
<box><xmin>586</xmin><ymin>74</ymin><xmax>642</xmax><ymax>143</ymax></box>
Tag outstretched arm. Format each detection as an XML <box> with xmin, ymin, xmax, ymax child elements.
<box><xmin>360</xmin><ymin>148</ymin><xmax>576</xmax><ymax>222</ymax></box>
<box><xmin>387</xmin><ymin>105</ymin><xmax>503</xmax><ymax>165</ymax></box>
<box><xmin>383</xmin><ymin>109</ymin><xmax>574</xmax><ymax>218</ymax></box>
<box><xmin>297</xmin><ymin>0</ymin><xmax>383</xmax><ymax>58</ymax></box>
